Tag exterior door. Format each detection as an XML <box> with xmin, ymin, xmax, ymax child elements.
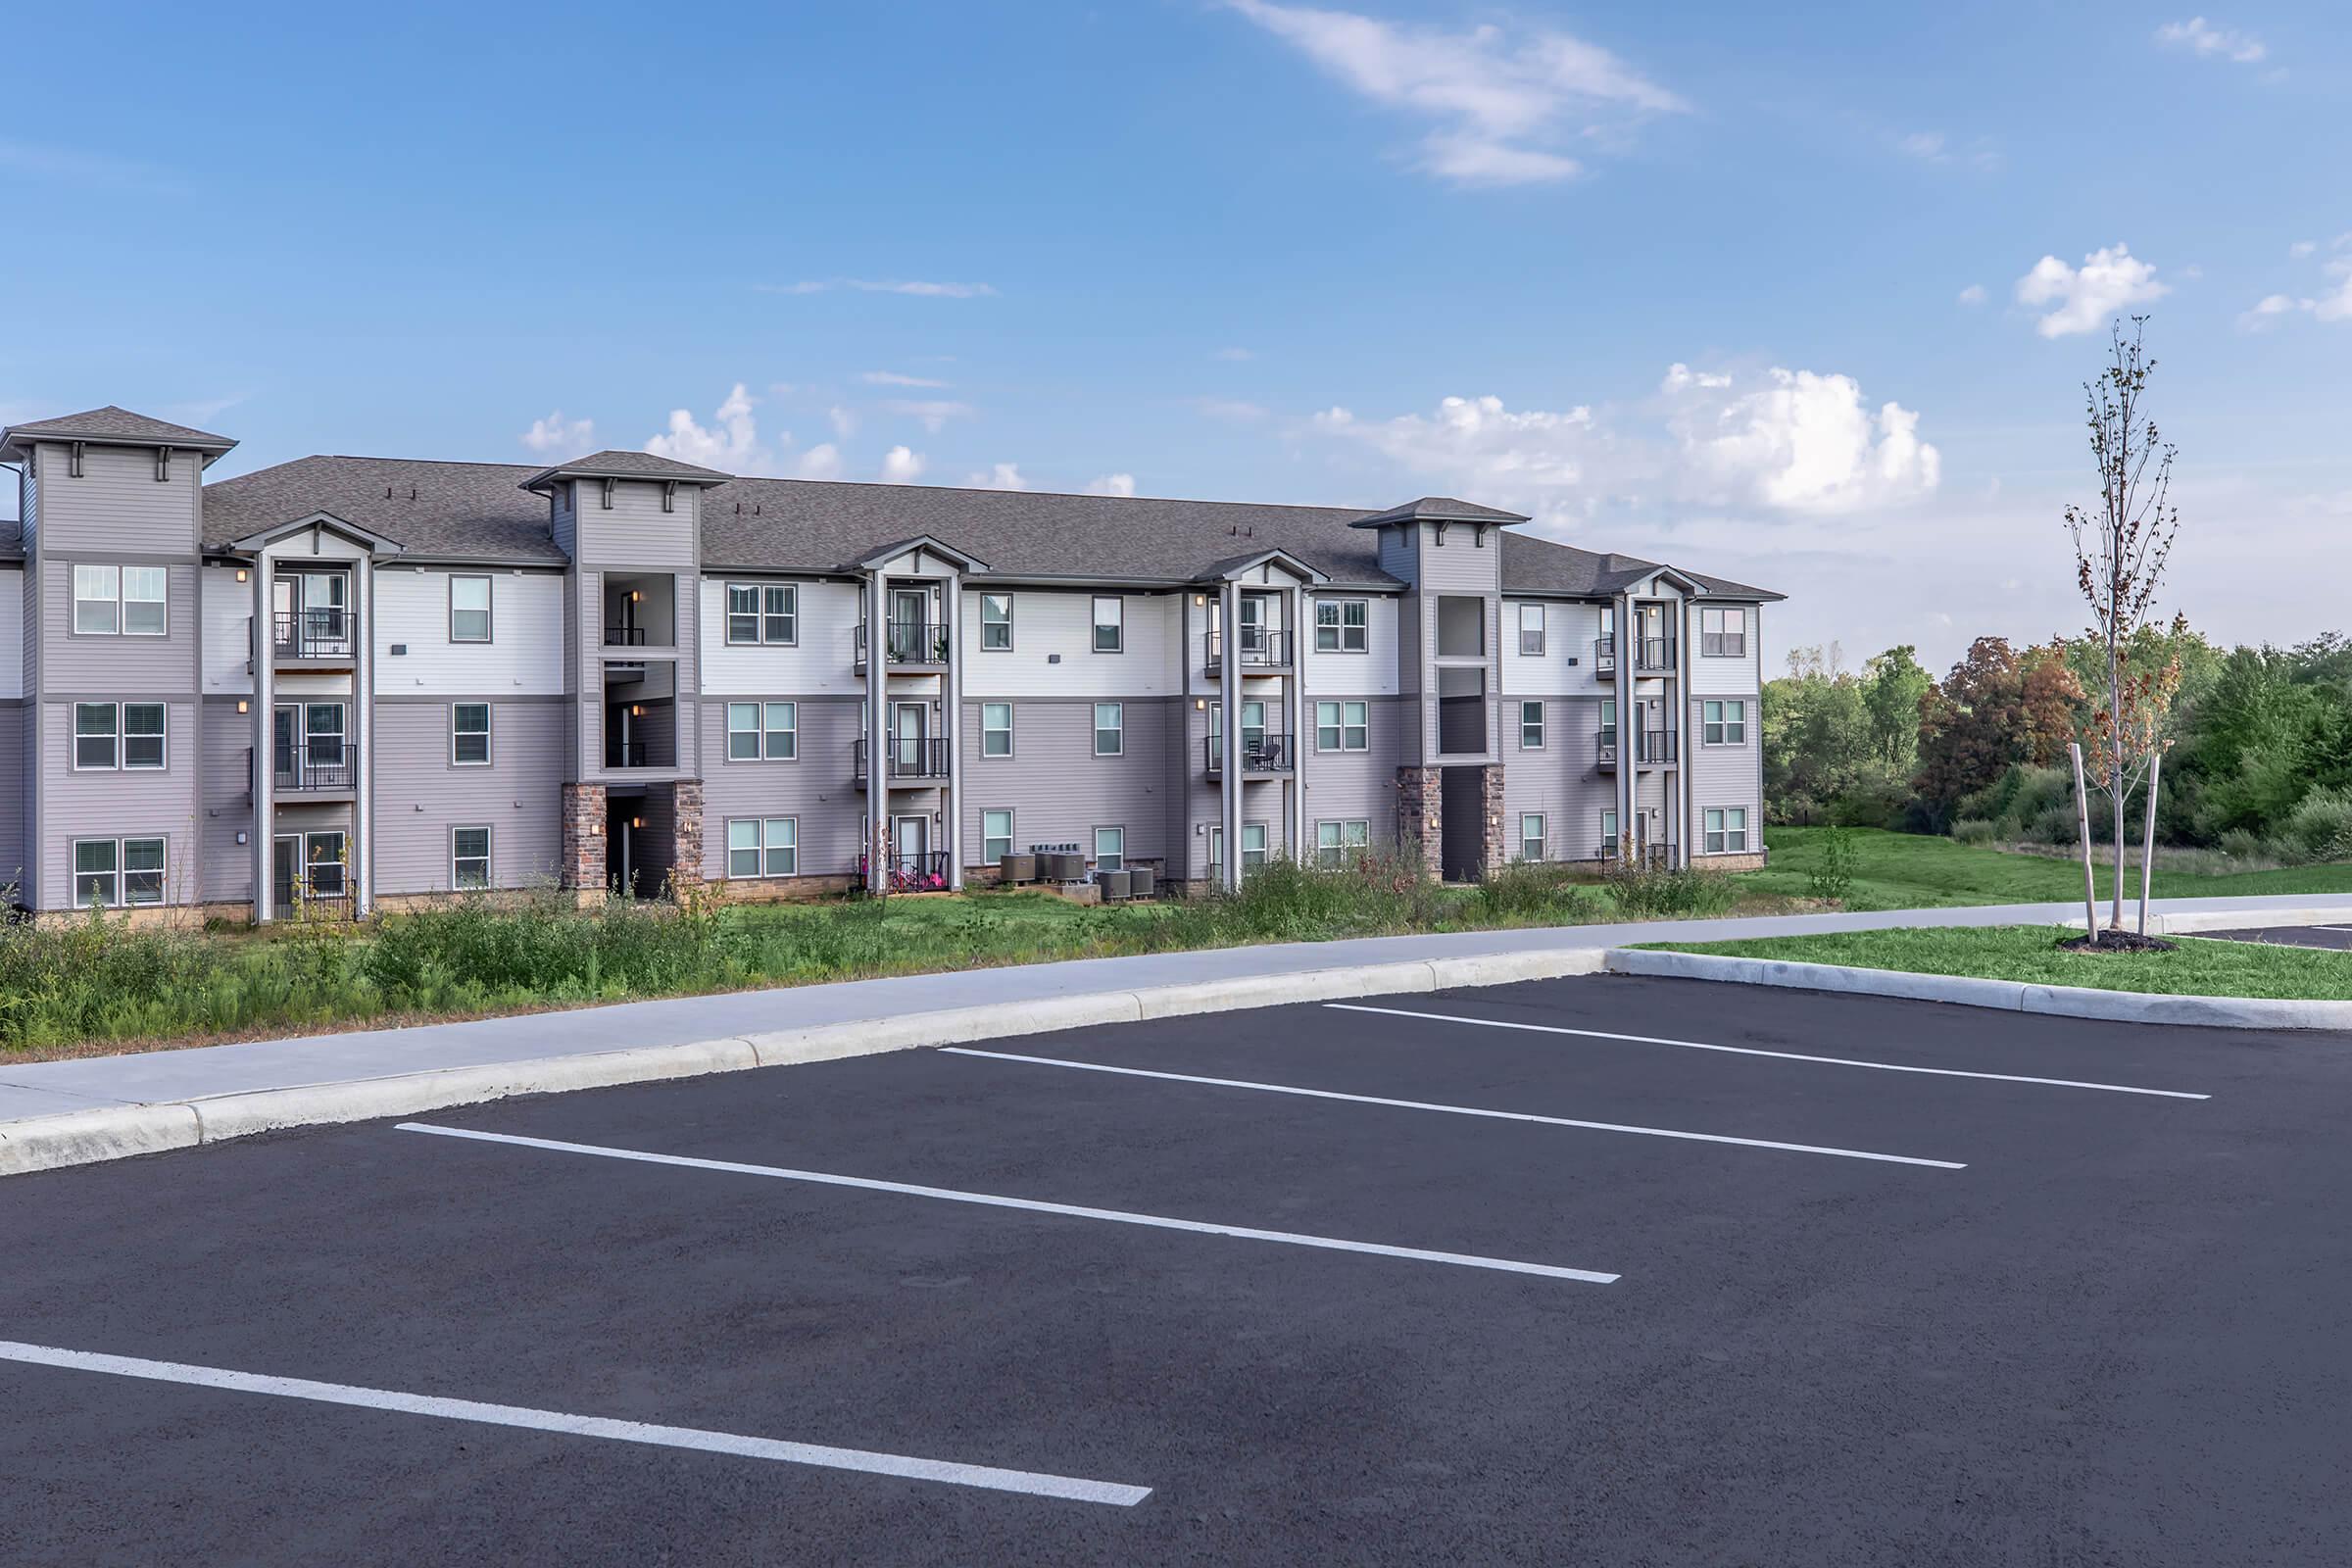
<box><xmin>892</xmin><ymin>703</ymin><xmax>927</xmax><ymax>770</ymax></box>
<box><xmin>890</xmin><ymin>588</ymin><xmax>930</xmax><ymax>660</ymax></box>
<box><xmin>271</xmin><ymin>706</ymin><xmax>299</xmax><ymax>782</ymax></box>
<box><xmin>271</xmin><ymin>835</ymin><xmax>300</xmax><ymax>906</ymax></box>
<box><xmin>1239</xmin><ymin>594</ymin><xmax>1266</xmax><ymax>657</ymax></box>
<box><xmin>892</xmin><ymin>814</ymin><xmax>928</xmax><ymax>875</ymax></box>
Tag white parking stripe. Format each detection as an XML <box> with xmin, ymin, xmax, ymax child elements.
<box><xmin>0</xmin><ymin>1339</ymin><xmax>1152</xmax><ymax>1506</ymax></box>
<box><xmin>396</xmin><ymin>1122</ymin><xmax>1620</xmax><ymax>1285</ymax></box>
<box><xmin>1323</xmin><ymin>1004</ymin><xmax>2211</xmax><ymax>1101</ymax></box>
<box><xmin>942</xmin><ymin>1048</ymin><xmax>1967</xmax><ymax>1170</ymax></box>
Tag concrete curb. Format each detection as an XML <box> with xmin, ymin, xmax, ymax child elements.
<box><xmin>1605</xmin><ymin>947</ymin><xmax>2352</xmax><ymax>1030</ymax></box>
<box><xmin>0</xmin><ymin>946</ymin><xmax>1608</xmax><ymax>1179</ymax></box>
<box><xmin>2060</xmin><ymin>906</ymin><xmax>2352</xmax><ymax>936</ymax></box>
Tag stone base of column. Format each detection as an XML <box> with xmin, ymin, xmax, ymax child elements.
<box><xmin>1481</xmin><ymin>762</ymin><xmax>1508</xmax><ymax>880</ymax></box>
<box><xmin>561</xmin><ymin>783</ymin><xmax>608</xmax><ymax>896</ymax></box>
<box><xmin>665</xmin><ymin>779</ymin><xmax>705</xmax><ymax>897</ymax></box>
<box><xmin>1396</xmin><ymin>765</ymin><xmax>1443</xmax><ymax>880</ymax></box>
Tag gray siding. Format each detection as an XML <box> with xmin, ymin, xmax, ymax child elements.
<box><xmin>34</xmin><ymin>698</ymin><xmax>203</xmax><ymax>909</ymax></box>
<box><xmin>372</xmin><ymin>699</ymin><xmax>567</xmax><ymax>894</ymax></box>
<box><xmin>572</xmin><ymin>479</ymin><xmax>698</xmax><ymax>569</ymax></box>
<box><xmin>30</xmin><ymin>440</ymin><xmax>201</xmax><ymax>553</ymax></box>
<box><xmin>959</xmin><ymin>696</ymin><xmax>1177</xmax><ymax>868</ymax></box>
<box><xmin>1298</xmin><ymin>694</ymin><xmax>1406</xmax><ymax>843</ymax></box>
<box><xmin>1502</xmin><ymin>696</ymin><xmax>1614</xmax><ymax>859</ymax></box>
<box><xmin>1689</xmin><ymin>692</ymin><xmax>1763</xmax><ymax>855</ymax></box>
<box><xmin>40</xmin><ymin>559</ymin><xmax>202</xmax><ymax>692</ymax></box>
<box><xmin>201</xmin><ymin>697</ymin><xmax>258</xmax><ymax>900</ymax></box>
<box><xmin>699</xmin><ymin>695</ymin><xmax>863</xmax><ymax>881</ymax></box>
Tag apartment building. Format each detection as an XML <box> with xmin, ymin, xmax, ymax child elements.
<box><xmin>0</xmin><ymin>405</ymin><xmax>1780</xmax><ymax>919</ymax></box>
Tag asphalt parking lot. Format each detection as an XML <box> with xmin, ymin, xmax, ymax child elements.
<box><xmin>2200</xmin><ymin>922</ymin><xmax>2352</xmax><ymax>951</ymax></box>
<box><xmin>4</xmin><ymin>974</ymin><xmax>2350</xmax><ymax>1566</ymax></box>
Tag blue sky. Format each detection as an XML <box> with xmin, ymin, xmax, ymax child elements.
<box><xmin>4</xmin><ymin>1</ymin><xmax>2347</xmax><ymax>668</ymax></box>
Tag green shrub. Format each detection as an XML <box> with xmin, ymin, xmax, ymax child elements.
<box><xmin>1949</xmin><ymin>818</ymin><xmax>1998</xmax><ymax>847</ymax></box>
<box><xmin>1807</xmin><ymin>826</ymin><xmax>1857</xmax><ymax>902</ymax></box>
<box><xmin>1601</xmin><ymin>859</ymin><xmax>1739</xmax><ymax>918</ymax></box>
<box><xmin>2282</xmin><ymin>787</ymin><xmax>2352</xmax><ymax>863</ymax></box>
<box><xmin>1473</xmin><ymin>861</ymin><xmax>1603</xmax><ymax>923</ymax></box>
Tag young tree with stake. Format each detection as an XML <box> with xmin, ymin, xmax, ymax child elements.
<box><xmin>2066</xmin><ymin>317</ymin><xmax>2183</xmax><ymax>938</ymax></box>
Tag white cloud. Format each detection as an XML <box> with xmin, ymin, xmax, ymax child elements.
<box><xmin>795</xmin><ymin>444</ymin><xmax>843</xmax><ymax>481</ymax></box>
<box><xmin>2013</xmin><ymin>244</ymin><xmax>2170</xmax><ymax>337</ymax></box>
<box><xmin>1663</xmin><ymin>368</ymin><xmax>1940</xmax><ymax>514</ymax></box>
<box><xmin>861</xmin><ymin>370</ymin><xmax>951</xmax><ymax>387</ymax></box>
<box><xmin>883</xmin><ymin>398</ymin><xmax>975</xmax><ymax>432</ymax></box>
<box><xmin>1896</xmin><ymin>130</ymin><xmax>2000</xmax><ymax>172</ymax></box>
<box><xmin>645</xmin><ymin>382</ymin><xmax>769</xmax><ymax>469</ymax></box>
<box><xmin>1194</xmin><ymin>397</ymin><xmax>1272</xmax><ymax>422</ymax></box>
<box><xmin>827</xmin><ymin>405</ymin><xmax>857</xmax><ymax>441</ymax></box>
<box><xmin>880</xmin><ymin>446</ymin><xmax>926</xmax><ymax>483</ymax></box>
<box><xmin>760</xmin><ymin>278</ymin><xmax>997</xmax><ymax>298</ymax></box>
<box><xmin>1220</xmin><ymin>0</ymin><xmax>1687</xmax><ymax>187</ymax></box>
<box><xmin>2155</xmin><ymin>17</ymin><xmax>2266</xmax><ymax>64</ymax></box>
<box><xmin>1303</xmin><ymin>368</ymin><xmax>1937</xmax><ymax>523</ymax></box>
<box><xmin>964</xmin><ymin>463</ymin><xmax>1030</xmax><ymax>491</ymax></box>
<box><xmin>1214</xmin><ymin>346</ymin><xmax>1256</xmax><ymax>362</ymax></box>
<box><xmin>2289</xmin><ymin>240</ymin><xmax>2317</xmax><ymax>260</ymax></box>
<box><xmin>2239</xmin><ymin>246</ymin><xmax>2352</xmax><ymax>328</ymax></box>
<box><xmin>521</xmin><ymin>411</ymin><xmax>594</xmax><ymax>454</ymax></box>
<box><xmin>1087</xmin><ymin>473</ymin><xmax>1138</xmax><ymax>497</ymax></box>
<box><xmin>1957</xmin><ymin>283</ymin><xmax>1988</xmax><ymax>306</ymax></box>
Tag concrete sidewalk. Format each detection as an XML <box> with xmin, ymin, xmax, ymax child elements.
<box><xmin>6</xmin><ymin>891</ymin><xmax>2349</xmax><ymax>1175</ymax></box>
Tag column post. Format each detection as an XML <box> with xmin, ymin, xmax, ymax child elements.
<box><xmin>1285</xmin><ymin>581</ymin><xmax>1305</xmax><ymax>867</ymax></box>
<box><xmin>1218</xmin><ymin>579</ymin><xmax>1242</xmax><ymax>892</ymax></box>
<box><xmin>253</xmin><ymin>554</ymin><xmax>275</xmax><ymax>924</ymax></box>
<box><xmin>944</xmin><ymin>573</ymin><xmax>964</xmax><ymax>891</ymax></box>
<box><xmin>355</xmin><ymin>558</ymin><xmax>374</xmax><ymax>919</ymax></box>
<box><xmin>864</xmin><ymin>571</ymin><xmax>889</xmax><ymax>894</ymax></box>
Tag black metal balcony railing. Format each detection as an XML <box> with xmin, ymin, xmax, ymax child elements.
<box><xmin>269</xmin><ymin>740</ymin><xmax>358</xmax><ymax>793</ymax></box>
<box><xmin>1635</xmin><ymin>635</ymin><xmax>1677</xmax><ymax>671</ymax></box>
<box><xmin>1596</xmin><ymin>840</ymin><xmax>1675</xmax><ymax>866</ymax></box>
<box><xmin>604</xmin><ymin>625</ymin><xmax>648</xmax><ymax>646</ymax></box>
<box><xmin>608</xmin><ymin>740</ymin><xmax>649</xmax><ymax>768</ymax></box>
<box><xmin>1204</xmin><ymin>625</ymin><xmax>1295</xmax><ymax>672</ymax></box>
<box><xmin>1593</xmin><ymin>635</ymin><xmax>1616</xmax><ymax>674</ymax></box>
<box><xmin>1205</xmin><ymin>732</ymin><xmax>1296</xmax><ymax>775</ymax></box>
<box><xmin>853</xmin><ymin>620</ymin><xmax>952</xmax><ymax>667</ymax></box>
<box><xmin>270</xmin><ymin>608</ymin><xmax>356</xmax><ymax>660</ymax></box>
<box><xmin>854</xmin><ymin>737</ymin><xmax>953</xmax><ymax>781</ymax></box>
<box><xmin>1596</xmin><ymin>727</ymin><xmax>1619</xmax><ymax>765</ymax></box>
<box><xmin>856</xmin><ymin>850</ymin><xmax>952</xmax><ymax>893</ymax></box>
<box><xmin>1640</xmin><ymin>729</ymin><xmax>1679</xmax><ymax>764</ymax></box>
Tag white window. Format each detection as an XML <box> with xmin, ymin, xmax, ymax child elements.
<box><xmin>1521</xmin><ymin>813</ymin><xmax>1545</xmax><ymax>862</ymax></box>
<box><xmin>1092</xmin><ymin>595</ymin><xmax>1123</xmax><ymax>653</ymax></box>
<box><xmin>1700</xmin><ymin>607</ymin><xmax>1747</xmax><ymax>658</ymax></box>
<box><xmin>1702</xmin><ymin>699</ymin><xmax>1747</xmax><ymax>746</ymax></box>
<box><xmin>307</xmin><ymin>831</ymin><xmax>348</xmax><ymax>898</ymax></box>
<box><xmin>1598</xmin><ymin>697</ymin><xmax>1618</xmax><ymax>755</ymax></box>
<box><xmin>72</xmin><ymin>839</ymin><xmax>118</xmax><ymax>906</ymax></box>
<box><xmin>74</xmin><ymin>564</ymin><xmax>121</xmax><ymax>635</ymax></box>
<box><xmin>980</xmin><ymin>592</ymin><xmax>1013</xmax><ymax>650</ymax></box>
<box><xmin>1519</xmin><ymin>700</ymin><xmax>1544</xmax><ymax>750</ymax></box>
<box><xmin>73</xmin><ymin>703</ymin><xmax>118</xmax><ymax>769</ymax></box>
<box><xmin>1315</xmin><ymin>598</ymin><xmax>1369</xmax><ymax>653</ymax></box>
<box><xmin>1094</xmin><ymin>702</ymin><xmax>1123</xmax><ymax>756</ymax></box>
<box><xmin>1315</xmin><ymin>819</ymin><xmax>1370</xmax><ymax>867</ymax></box>
<box><xmin>725</xmin><ymin>583</ymin><xmax>795</xmax><ymax>645</ymax></box>
<box><xmin>1518</xmin><ymin>603</ymin><xmax>1544</xmax><ymax>656</ymax></box>
<box><xmin>122</xmin><ymin>703</ymin><xmax>166</xmax><ymax>769</ymax></box>
<box><xmin>726</xmin><ymin>702</ymin><xmax>796</xmax><ymax>760</ymax></box>
<box><xmin>764</xmin><ymin>702</ymin><xmax>796</xmax><ymax>760</ymax></box>
<box><xmin>1241</xmin><ymin>823</ymin><xmax>1269</xmax><ymax>869</ymax></box>
<box><xmin>726</xmin><ymin>703</ymin><xmax>760</xmax><ymax>761</ymax></box>
<box><xmin>1094</xmin><ymin>826</ymin><xmax>1125</xmax><ymax>871</ymax></box>
<box><xmin>1315</xmin><ymin>700</ymin><xmax>1368</xmax><ymax>753</ymax></box>
<box><xmin>450</xmin><ymin>575</ymin><xmax>492</xmax><ymax>643</ymax></box>
<box><xmin>1599</xmin><ymin>808</ymin><xmax>1619</xmax><ymax>858</ymax></box>
<box><xmin>452</xmin><ymin>703</ymin><xmax>491</xmax><ymax>765</ymax></box>
<box><xmin>982</xmin><ymin>808</ymin><xmax>1013</xmax><ymax>864</ymax></box>
<box><xmin>726</xmin><ymin>817</ymin><xmax>797</xmax><ymax>878</ymax></box>
<box><xmin>123</xmin><ymin>567</ymin><xmax>168</xmax><ymax>636</ymax></box>
<box><xmin>123</xmin><ymin>837</ymin><xmax>165</xmax><ymax>905</ymax></box>
<box><xmin>453</xmin><ymin>826</ymin><xmax>492</xmax><ymax>891</ymax></box>
<box><xmin>982</xmin><ymin>703</ymin><xmax>1013</xmax><ymax>758</ymax></box>
<box><xmin>1704</xmin><ymin>808</ymin><xmax>1750</xmax><ymax>855</ymax></box>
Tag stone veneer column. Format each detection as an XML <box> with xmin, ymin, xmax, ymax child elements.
<box><xmin>562</xmin><ymin>783</ymin><xmax>608</xmax><ymax>901</ymax></box>
<box><xmin>1481</xmin><ymin>762</ymin><xmax>1508</xmax><ymax>880</ymax></box>
<box><xmin>1396</xmin><ymin>764</ymin><xmax>1443</xmax><ymax>879</ymax></box>
<box><xmin>667</xmin><ymin>779</ymin><xmax>704</xmax><ymax>895</ymax></box>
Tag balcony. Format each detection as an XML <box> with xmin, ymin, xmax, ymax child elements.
<box><xmin>854</xmin><ymin>737</ymin><xmax>953</xmax><ymax>785</ymax></box>
<box><xmin>270</xmin><ymin>608</ymin><xmax>356</xmax><ymax>663</ymax></box>
<box><xmin>1203</xmin><ymin>625</ymin><xmax>1295</xmax><ymax>676</ymax></box>
<box><xmin>603</xmin><ymin>625</ymin><xmax>649</xmax><ymax>647</ymax></box>
<box><xmin>1639</xmin><ymin>728</ymin><xmax>1679</xmax><ymax>765</ymax></box>
<box><xmin>1205</xmin><ymin>731</ymin><xmax>1296</xmax><ymax>776</ymax></box>
<box><xmin>1595</xmin><ymin>840</ymin><xmax>1675</xmax><ymax>866</ymax></box>
<box><xmin>1635</xmin><ymin>635</ymin><xmax>1677</xmax><ymax>672</ymax></box>
<box><xmin>1593</xmin><ymin>635</ymin><xmax>1616</xmax><ymax>677</ymax></box>
<box><xmin>252</xmin><ymin>741</ymin><xmax>359</xmax><ymax>797</ymax></box>
<box><xmin>855</xmin><ymin>850</ymin><xmax>952</xmax><ymax>893</ymax></box>
<box><xmin>854</xmin><ymin>620</ymin><xmax>952</xmax><ymax>670</ymax></box>
<box><xmin>1595</xmin><ymin>727</ymin><xmax>1619</xmax><ymax>767</ymax></box>
<box><xmin>608</xmin><ymin>740</ymin><xmax>649</xmax><ymax>769</ymax></box>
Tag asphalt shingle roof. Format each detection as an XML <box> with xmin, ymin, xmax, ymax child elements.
<box><xmin>193</xmin><ymin>455</ymin><xmax>1781</xmax><ymax>599</ymax></box>
<box><xmin>0</xmin><ymin>514</ymin><xmax>22</xmax><ymax>562</ymax></box>
<box><xmin>3</xmin><ymin>405</ymin><xmax>236</xmax><ymax>451</ymax></box>
<box><xmin>519</xmin><ymin>450</ymin><xmax>734</xmax><ymax>488</ymax></box>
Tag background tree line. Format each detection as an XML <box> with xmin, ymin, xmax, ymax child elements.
<box><xmin>1763</xmin><ymin>624</ymin><xmax>2352</xmax><ymax>864</ymax></box>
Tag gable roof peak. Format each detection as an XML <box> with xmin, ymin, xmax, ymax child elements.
<box><xmin>518</xmin><ymin>449</ymin><xmax>734</xmax><ymax>490</ymax></box>
<box><xmin>1</xmin><ymin>403</ymin><xmax>238</xmax><ymax>460</ymax></box>
<box><xmin>1347</xmin><ymin>496</ymin><xmax>1531</xmax><ymax>529</ymax></box>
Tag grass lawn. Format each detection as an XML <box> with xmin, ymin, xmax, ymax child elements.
<box><xmin>1643</xmin><ymin>924</ymin><xmax>2352</xmax><ymax>1001</ymax></box>
<box><xmin>1740</xmin><ymin>827</ymin><xmax>2352</xmax><ymax>911</ymax></box>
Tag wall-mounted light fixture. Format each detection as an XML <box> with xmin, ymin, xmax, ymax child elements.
<box><xmin>1194</xmin><ymin>698</ymin><xmax>1206</xmax><ymax>710</ymax></box>
<box><xmin>235</xmin><ymin>568</ymin><xmax>250</xmax><ymax>583</ymax></box>
<box><xmin>236</xmin><ymin>700</ymin><xmax>250</xmax><ymax>714</ymax></box>
<box><xmin>630</xmin><ymin>815</ymin><xmax>645</xmax><ymax>831</ymax></box>
<box><xmin>629</xmin><ymin>590</ymin><xmax>643</xmax><ymax>603</ymax></box>
<box><xmin>629</xmin><ymin>704</ymin><xmax>645</xmax><ymax>717</ymax></box>
<box><xmin>1193</xmin><ymin>594</ymin><xmax>1206</xmax><ymax>607</ymax></box>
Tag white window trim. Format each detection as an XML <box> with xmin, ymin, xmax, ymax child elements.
<box><xmin>728</xmin><ymin>701</ymin><xmax>797</xmax><ymax>762</ymax></box>
<box><xmin>1092</xmin><ymin>595</ymin><xmax>1124</xmax><ymax>654</ymax></box>
<box><xmin>980</xmin><ymin>702</ymin><xmax>1015</xmax><ymax>759</ymax></box>
<box><xmin>979</xmin><ymin>592</ymin><xmax>1014</xmax><ymax>651</ymax></box>
<box><xmin>1315</xmin><ymin>597</ymin><xmax>1370</xmax><ymax>654</ymax></box>
<box><xmin>981</xmin><ymin>808</ymin><xmax>1014</xmax><ymax>865</ymax></box>
<box><xmin>72</xmin><ymin>835</ymin><xmax>168</xmax><ymax>908</ymax></box>
<box><xmin>1518</xmin><ymin>603</ymin><xmax>1544</xmax><ymax>656</ymax></box>
<box><xmin>1093</xmin><ymin>825</ymin><xmax>1126</xmax><ymax>871</ymax></box>
<box><xmin>1520</xmin><ymin>813</ymin><xmax>1546</xmax><ymax>862</ymax></box>
<box><xmin>1094</xmin><ymin>701</ymin><xmax>1123</xmax><ymax>757</ymax></box>
<box><xmin>762</xmin><ymin>584</ymin><xmax>798</xmax><ymax>647</ymax></box>
<box><xmin>1700</xmin><ymin>606</ymin><xmax>1748</xmax><ymax>659</ymax></box>
<box><xmin>451</xmin><ymin>702</ymin><xmax>492</xmax><ymax>766</ymax></box>
<box><xmin>452</xmin><ymin>825</ymin><xmax>493</xmax><ymax>892</ymax></box>
<box><xmin>724</xmin><ymin>581</ymin><xmax>799</xmax><ymax>646</ymax></box>
<box><xmin>1519</xmin><ymin>699</ymin><xmax>1544</xmax><ymax>751</ymax></box>
<box><xmin>1702</xmin><ymin>699</ymin><xmax>1748</xmax><ymax>747</ymax></box>
<box><xmin>724</xmin><ymin>816</ymin><xmax>800</xmax><ymax>879</ymax></box>
<box><xmin>1240</xmin><ymin>822</ymin><xmax>1270</xmax><ymax>870</ymax></box>
<box><xmin>1314</xmin><ymin>818</ymin><xmax>1370</xmax><ymax>868</ymax></box>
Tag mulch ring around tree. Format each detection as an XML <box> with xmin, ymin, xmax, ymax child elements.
<box><xmin>2057</xmin><ymin>929</ymin><xmax>2180</xmax><ymax>955</ymax></box>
